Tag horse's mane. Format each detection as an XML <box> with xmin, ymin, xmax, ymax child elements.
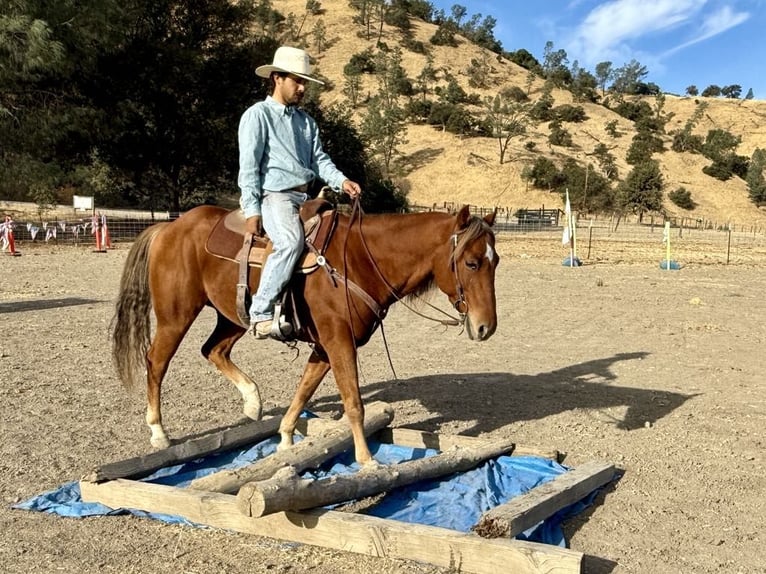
<box><xmin>403</xmin><ymin>215</ymin><xmax>493</xmax><ymax>305</ymax></box>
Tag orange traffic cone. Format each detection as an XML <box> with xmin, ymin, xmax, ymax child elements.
<box><xmin>102</xmin><ymin>215</ymin><xmax>112</xmax><ymax>249</ymax></box>
<box><xmin>92</xmin><ymin>215</ymin><xmax>105</xmax><ymax>252</ymax></box>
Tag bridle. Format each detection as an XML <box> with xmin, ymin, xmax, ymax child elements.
<box><xmin>449</xmin><ymin>231</ymin><xmax>469</xmax><ymax>317</ymax></box>
<box><xmin>348</xmin><ymin>199</ymin><xmax>484</xmax><ymax>328</ymax></box>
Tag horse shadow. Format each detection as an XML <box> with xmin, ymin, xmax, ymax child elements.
<box><xmin>310</xmin><ymin>351</ymin><xmax>696</xmax><ymax>436</ymax></box>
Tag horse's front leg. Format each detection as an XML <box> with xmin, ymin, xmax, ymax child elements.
<box><xmin>324</xmin><ymin>342</ymin><xmax>374</xmax><ymax>466</ymax></box>
<box><xmin>279</xmin><ymin>348</ymin><xmax>331</xmax><ymax>451</ymax></box>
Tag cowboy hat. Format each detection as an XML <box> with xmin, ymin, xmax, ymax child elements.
<box><xmin>255</xmin><ymin>46</ymin><xmax>324</xmax><ymax>85</ymax></box>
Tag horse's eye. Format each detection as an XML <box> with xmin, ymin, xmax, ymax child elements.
<box><xmin>466</xmin><ymin>260</ymin><xmax>479</xmax><ymax>271</ymax></box>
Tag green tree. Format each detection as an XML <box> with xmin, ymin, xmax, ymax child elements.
<box><xmin>590</xmin><ymin>143</ymin><xmax>619</xmax><ymax>180</ymax></box>
<box><xmin>685</xmin><ymin>85</ymin><xmax>699</xmax><ymax>96</ymax></box>
<box><xmin>414</xmin><ymin>53</ymin><xmax>437</xmax><ymax>101</ymax></box>
<box><xmin>701</xmin><ymin>84</ymin><xmax>721</xmax><ymax>97</ymax></box>
<box><xmin>626</xmin><ymin>130</ymin><xmax>664</xmax><ymax>165</ymax></box>
<box><xmin>342</xmin><ymin>68</ymin><xmax>363</xmax><ymax>108</ymax></box>
<box><xmin>595</xmin><ymin>61</ymin><xmax>614</xmax><ymax>96</ymax></box>
<box><xmin>721</xmin><ymin>84</ymin><xmax>742</xmax><ymax>99</ymax></box>
<box><xmin>611</xmin><ymin>59</ymin><xmax>648</xmax><ymax>94</ymax></box>
<box><xmin>360</xmin><ymin>94</ymin><xmax>408</xmax><ymax>177</ymax></box>
<box><xmin>617</xmin><ymin>160</ymin><xmax>664</xmax><ymax>218</ymax></box>
<box><xmin>542</xmin><ymin>41</ymin><xmax>570</xmax><ymax>87</ymax></box>
<box><xmin>671</xmin><ymin>101</ymin><xmax>707</xmax><ymax>153</ymax></box>
<box><xmin>746</xmin><ymin>148</ymin><xmax>766</xmax><ymax>205</ymax></box>
<box><xmin>745</xmin><ymin>88</ymin><xmax>754</xmax><ymax>100</ymax></box>
<box><xmin>312</xmin><ymin>19</ymin><xmax>327</xmax><ymax>53</ymax></box>
<box><xmin>483</xmin><ymin>94</ymin><xmax>530</xmax><ymax>164</ymax></box>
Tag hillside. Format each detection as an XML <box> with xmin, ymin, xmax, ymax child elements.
<box><xmin>274</xmin><ymin>0</ymin><xmax>766</xmax><ymax>227</ymax></box>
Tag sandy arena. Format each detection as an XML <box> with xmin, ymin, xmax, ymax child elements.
<box><xmin>1</xmin><ymin>233</ymin><xmax>764</xmax><ymax>574</ymax></box>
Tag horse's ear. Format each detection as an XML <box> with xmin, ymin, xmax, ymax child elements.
<box><xmin>484</xmin><ymin>210</ymin><xmax>496</xmax><ymax>227</ymax></box>
<box><xmin>456</xmin><ymin>205</ymin><xmax>471</xmax><ymax>229</ymax></box>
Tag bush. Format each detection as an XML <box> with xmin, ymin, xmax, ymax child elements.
<box><xmin>702</xmin><ymin>161</ymin><xmax>732</xmax><ymax>181</ymax></box>
<box><xmin>669</xmin><ymin>187</ymin><xmax>696</xmax><ymax>210</ymax></box>
<box><xmin>548</xmin><ymin>120</ymin><xmax>573</xmax><ymax>147</ymax></box>
<box><xmin>501</xmin><ymin>86</ymin><xmax>529</xmax><ymax>103</ymax></box>
<box><xmin>345</xmin><ymin>48</ymin><xmax>376</xmax><ymax>75</ymax></box>
<box><xmin>405</xmin><ymin>99</ymin><xmax>432</xmax><ymax>123</ymax></box>
<box><xmin>555</xmin><ymin>104</ymin><xmax>587</xmax><ymax>123</ymax></box>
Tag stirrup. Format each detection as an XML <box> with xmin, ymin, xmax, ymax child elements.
<box><xmin>270</xmin><ymin>302</ymin><xmax>294</xmax><ymax>341</ymax></box>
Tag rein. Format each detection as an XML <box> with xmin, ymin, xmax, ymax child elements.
<box><xmin>348</xmin><ymin>198</ymin><xmax>466</xmax><ymax>328</ymax></box>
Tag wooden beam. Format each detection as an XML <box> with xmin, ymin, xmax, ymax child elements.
<box><xmin>79</xmin><ymin>479</ymin><xmax>582</xmax><ymax>574</ymax></box>
<box><xmin>237</xmin><ymin>437</ymin><xmax>516</xmax><ymax>518</ymax></box>
<box><xmin>375</xmin><ymin>427</ymin><xmax>560</xmax><ymax>461</ymax></box>
<box><xmin>473</xmin><ymin>460</ymin><xmax>615</xmax><ymax>539</ymax></box>
<box><xmin>188</xmin><ymin>401</ymin><xmax>394</xmax><ymax>494</ymax></box>
<box><xmin>83</xmin><ymin>416</ymin><xmax>282</xmax><ymax>483</ymax></box>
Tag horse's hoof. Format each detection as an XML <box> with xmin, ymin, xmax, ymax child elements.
<box><xmin>243</xmin><ymin>402</ymin><xmax>262</xmax><ymax>421</ymax></box>
<box><xmin>360</xmin><ymin>458</ymin><xmax>381</xmax><ymax>470</ymax></box>
<box><xmin>150</xmin><ymin>435</ymin><xmax>171</xmax><ymax>449</ymax></box>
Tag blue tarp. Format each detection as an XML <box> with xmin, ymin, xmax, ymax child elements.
<box><xmin>15</xmin><ymin>432</ymin><xmax>607</xmax><ymax>547</ymax></box>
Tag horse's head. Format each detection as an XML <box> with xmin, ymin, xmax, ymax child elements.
<box><xmin>437</xmin><ymin>205</ymin><xmax>499</xmax><ymax>341</ymax></box>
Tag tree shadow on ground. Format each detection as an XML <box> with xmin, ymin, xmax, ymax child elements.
<box><xmin>399</xmin><ymin>147</ymin><xmax>444</xmax><ymax>177</ymax></box>
<box><xmin>311</xmin><ymin>351</ymin><xmax>696</xmax><ymax>435</ymax></box>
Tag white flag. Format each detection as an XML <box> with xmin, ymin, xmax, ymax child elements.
<box><xmin>562</xmin><ymin>189</ymin><xmax>572</xmax><ymax>246</ymax></box>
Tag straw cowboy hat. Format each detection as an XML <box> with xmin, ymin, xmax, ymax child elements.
<box><xmin>255</xmin><ymin>46</ymin><xmax>324</xmax><ymax>85</ymax></box>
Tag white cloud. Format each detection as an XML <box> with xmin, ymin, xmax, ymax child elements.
<box><xmin>662</xmin><ymin>5</ymin><xmax>750</xmax><ymax>56</ymax></box>
<box><xmin>567</xmin><ymin>0</ymin><xmax>707</xmax><ymax>64</ymax></box>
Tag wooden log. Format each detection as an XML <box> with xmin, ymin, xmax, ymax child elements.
<box><xmin>83</xmin><ymin>416</ymin><xmax>282</xmax><ymax>483</ymax></box>
<box><xmin>79</xmin><ymin>478</ymin><xmax>582</xmax><ymax>574</ymax></box>
<box><xmin>189</xmin><ymin>401</ymin><xmax>394</xmax><ymax>494</ymax></box>
<box><xmin>375</xmin><ymin>427</ymin><xmax>560</xmax><ymax>461</ymax></box>
<box><xmin>237</xmin><ymin>436</ymin><xmax>515</xmax><ymax>518</ymax></box>
<box><xmin>473</xmin><ymin>460</ymin><xmax>615</xmax><ymax>539</ymax></box>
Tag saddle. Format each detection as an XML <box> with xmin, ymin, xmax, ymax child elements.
<box><xmin>205</xmin><ymin>198</ymin><xmax>338</xmax><ymax>329</ymax></box>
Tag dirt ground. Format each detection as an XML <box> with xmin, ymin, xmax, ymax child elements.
<box><xmin>1</xmin><ymin>233</ymin><xmax>765</xmax><ymax>574</ymax></box>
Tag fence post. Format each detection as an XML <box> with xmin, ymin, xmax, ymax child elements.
<box><xmin>726</xmin><ymin>226</ymin><xmax>732</xmax><ymax>265</ymax></box>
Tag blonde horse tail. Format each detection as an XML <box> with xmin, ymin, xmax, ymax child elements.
<box><xmin>111</xmin><ymin>223</ymin><xmax>167</xmax><ymax>392</ymax></box>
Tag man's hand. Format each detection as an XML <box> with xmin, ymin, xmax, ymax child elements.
<box><xmin>245</xmin><ymin>215</ymin><xmax>264</xmax><ymax>237</ymax></box>
<box><xmin>342</xmin><ymin>179</ymin><xmax>362</xmax><ymax>199</ymax></box>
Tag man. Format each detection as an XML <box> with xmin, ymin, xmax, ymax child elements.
<box><xmin>238</xmin><ymin>46</ymin><xmax>362</xmax><ymax>339</ymax></box>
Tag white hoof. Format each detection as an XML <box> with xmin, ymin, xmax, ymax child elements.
<box><xmin>149</xmin><ymin>425</ymin><xmax>171</xmax><ymax>449</ymax></box>
<box><xmin>277</xmin><ymin>434</ymin><xmax>294</xmax><ymax>452</ymax></box>
<box><xmin>243</xmin><ymin>399</ymin><xmax>262</xmax><ymax>421</ymax></box>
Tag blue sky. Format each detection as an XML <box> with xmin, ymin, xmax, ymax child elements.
<box><xmin>429</xmin><ymin>0</ymin><xmax>765</xmax><ymax>98</ymax></box>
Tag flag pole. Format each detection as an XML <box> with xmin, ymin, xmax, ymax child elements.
<box><xmin>665</xmin><ymin>221</ymin><xmax>671</xmax><ymax>270</ymax></box>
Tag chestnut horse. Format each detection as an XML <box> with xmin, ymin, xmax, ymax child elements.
<box><xmin>112</xmin><ymin>203</ymin><xmax>498</xmax><ymax>465</ymax></box>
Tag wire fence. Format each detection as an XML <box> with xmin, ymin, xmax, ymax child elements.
<box><xmin>3</xmin><ymin>201</ymin><xmax>766</xmax><ymax>265</ymax></box>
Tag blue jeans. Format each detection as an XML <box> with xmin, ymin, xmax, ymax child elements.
<box><xmin>249</xmin><ymin>190</ymin><xmax>307</xmax><ymax>323</ymax></box>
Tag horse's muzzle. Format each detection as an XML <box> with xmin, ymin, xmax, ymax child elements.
<box><xmin>465</xmin><ymin>315</ymin><xmax>496</xmax><ymax>341</ymax></box>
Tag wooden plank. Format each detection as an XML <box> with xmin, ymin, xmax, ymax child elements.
<box><xmin>237</xmin><ymin>437</ymin><xmax>516</xmax><ymax>517</ymax></box>
<box><xmin>189</xmin><ymin>402</ymin><xmax>394</xmax><ymax>493</ymax></box>
<box><xmin>83</xmin><ymin>416</ymin><xmax>283</xmax><ymax>483</ymax></box>
<box><xmin>376</xmin><ymin>427</ymin><xmax>560</xmax><ymax>461</ymax></box>
<box><xmin>473</xmin><ymin>460</ymin><xmax>615</xmax><ymax>539</ymax></box>
<box><xmin>80</xmin><ymin>479</ymin><xmax>581</xmax><ymax>574</ymax></box>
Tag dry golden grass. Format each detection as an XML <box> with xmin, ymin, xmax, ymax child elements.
<box><xmin>273</xmin><ymin>1</ymin><xmax>766</xmax><ymax>227</ymax></box>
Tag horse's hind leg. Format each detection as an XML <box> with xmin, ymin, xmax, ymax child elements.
<box><xmin>202</xmin><ymin>312</ymin><xmax>261</xmax><ymax>420</ymax></box>
<box><xmin>146</xmin><ymin>319</ymin><xmax>198</xmax><ymax>448</ymax></box>
<box><xmin>278</xmin><ymin>348</ymin><xmax>331</xmax><ymax>451</ymax></box>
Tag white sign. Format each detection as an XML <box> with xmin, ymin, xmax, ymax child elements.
<box><xmin>73</xmin><ymin>195</ymin><xmax>94</xmax><ymax>211</ymax></box>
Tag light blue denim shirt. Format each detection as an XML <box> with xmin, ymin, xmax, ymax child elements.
<box><xmin>237</xmin><ymin>96</ymin><xmax>347</xmax><ymax>218</ymax></box>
